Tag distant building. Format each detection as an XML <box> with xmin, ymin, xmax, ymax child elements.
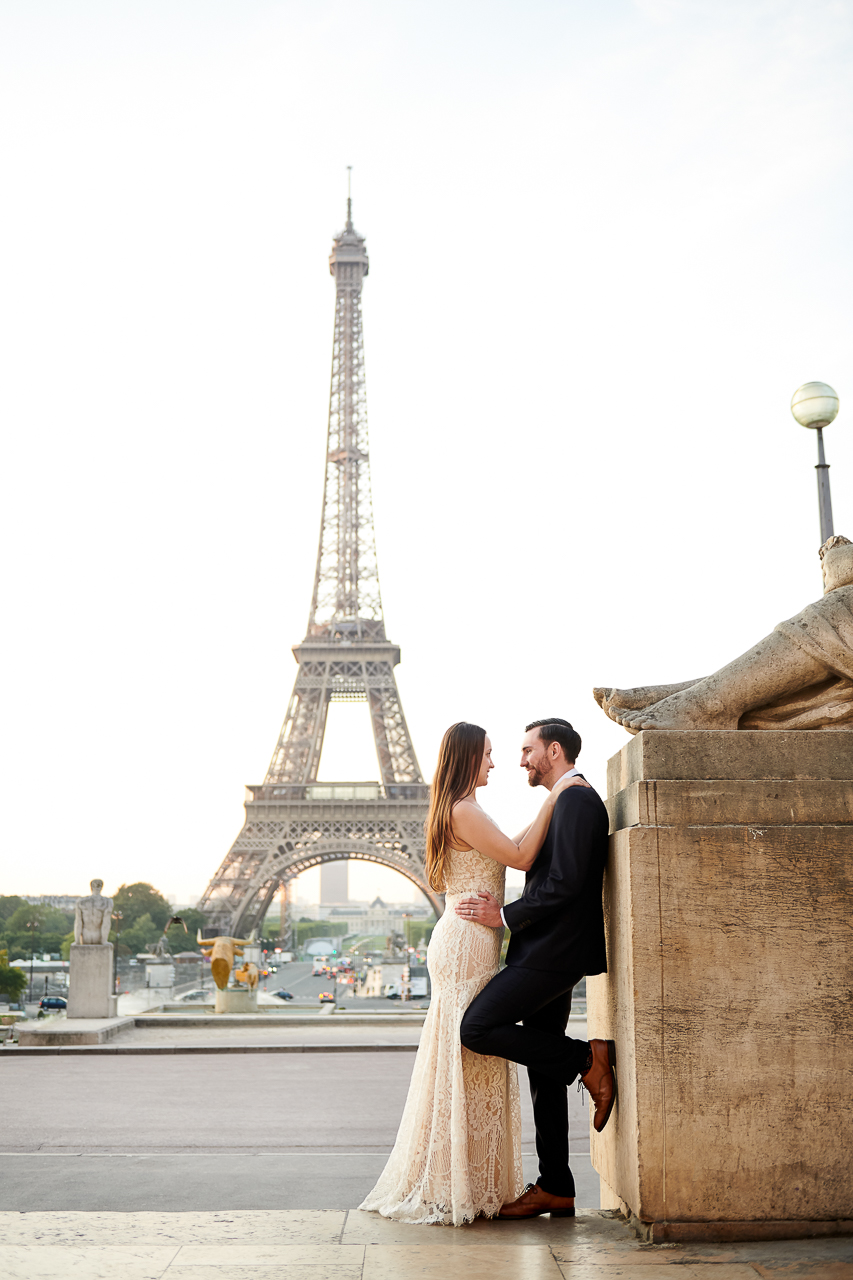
<box><xmin>22</xmin><ymin>895</ymin><xmax>80</xmax><ymax>912</ymax></box>
<box><xmin>296</xmin><ymin>896</ymin><xmax>432</xmax><ymax>939</ymax></box>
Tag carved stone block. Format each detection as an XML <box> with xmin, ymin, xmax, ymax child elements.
<box><xmin>67</xmin><ymin>944</ymin><xmax>117</xmax><ymax>1020</ymax></box>
<box><xmin>589</xmin><ymin>730</ymin><xmax>853</xmax><ymax>1242</ymax></box>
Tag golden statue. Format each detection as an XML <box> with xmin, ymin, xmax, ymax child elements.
<box><xmin>197</xmin><ymin>931</ymin><xmax>254</xmax><ymax>990</ymax></box>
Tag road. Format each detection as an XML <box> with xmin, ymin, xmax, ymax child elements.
<box><xmin>0</xmin><ymin>1050</ymin><xmax>598</xmax><ymax>1211</ymax></box>
<box><xmin>263</xmin><ymin>961</ymin><xmax>420</xmax><ymax>1011</ymax></box>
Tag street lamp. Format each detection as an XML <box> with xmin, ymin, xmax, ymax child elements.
<box><xmin>111</xmin><ymin>910</ymin><xmax>124</xmax><ymax>996</ymax></box>
<box><xmin>25</xmin><ymin>915</ymin><xmax>40</xmax><ymax>1004</ymax></box>
<box><xmin>791</xmin><ymin>382</ymin><xmax>840</xmax><ymax>544</ymax></box>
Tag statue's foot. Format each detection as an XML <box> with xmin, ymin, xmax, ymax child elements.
<box><xmin>607</xmin><ymin>691</ymin><xmax>739</xmax><ymax>731</ymax></box>
<box><xmin>594</xmin><ymin>681</ymin><xmax>701</xmax><ymax>714</ymax></box>
<box><xmin>595</xmin><ymin>686</ymin><xmax>659</xmax><ymax>713</ymax></box>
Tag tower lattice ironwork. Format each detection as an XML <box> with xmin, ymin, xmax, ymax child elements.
<box><xmin>198</xmin><ymin>196</ymin><xmax>436</xmax><ymax>936</ymax></box>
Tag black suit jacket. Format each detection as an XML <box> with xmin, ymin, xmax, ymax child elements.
<box><xmin>503</xmin><ymin>779</ymin><xmax>609</xmax><ymax>976</ymax></box>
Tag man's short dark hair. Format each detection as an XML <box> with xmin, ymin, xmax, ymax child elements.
<box><xmin>526</xmin><ymin>718</ymin><xmax>581</xmax><ymax>763</ymax></box>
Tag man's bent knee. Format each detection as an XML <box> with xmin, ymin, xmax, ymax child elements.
<box><xmin>460</xmin><ymin>1006</ymin><xmax>492</xmax><ymax>1053</ymax></box>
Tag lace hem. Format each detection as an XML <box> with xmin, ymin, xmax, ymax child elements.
<box><xmin>358</xmin><ymin>890</ymin><xmax>524</xmax><ymax>1228</ymax></box>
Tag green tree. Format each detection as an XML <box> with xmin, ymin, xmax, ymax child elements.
<box><xmin>113</xmin><ymin>883</ymin><xmax>172</xmax><ymax>931</ymax></box>
<box><xmin>44</xmin><ymin>906</ymin><xmax>74</xmax><ymax>933</ymax></box>
<box><xmin>0</xmin><ymin>895</ymin><xmax>28</xmax><ymax>923</ymax></box>
<box><xmin>6</xmin><ymin>903</ymin><xmax>48</xmax><ymax>933</ymax></box>
<box><xmin>5</xmin><ymin>904</ymin><xmax>46</xmax><ymax>963</ymax></box>
<box><xmin>5</xmin><ymin>904</ymin><xmax>72</xmax><ymax>961</ymax></box>
<box><xmin>60</xmin><ymin>932</ymin><xmax>75</xmax><ymax>961</ymax></box>
<box><xmin>120</xmin><ymin>913</ymin><xmax>162</xmax><ymax>955</ymax></box>
<box><xmin>0</xmin><ymin>965</ymin><xmax>27</xmax><ymax>1001</ymax></box>
<box><xmin>403</xmin><ymin>918</ymin><xmax>435</xmax><ymax>949</ymax></box>
<box><xmin>294</xmin><ymin>920</ymin><xmax>348</xmax><ymax>948</ymax></box>
<box><xmin>164</xmin><ymin>908</ymin><xmax>208</xmax><ymax>954</ymax></box>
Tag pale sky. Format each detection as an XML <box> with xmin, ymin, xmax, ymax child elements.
<box><xmin>2</xmin><ymin>1</ymin><xmax>852</xmax><ymax>907</ymax></box>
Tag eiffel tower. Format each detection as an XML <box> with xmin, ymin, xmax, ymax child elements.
<box><xmin>198</xmin><ymin>192</ymin><xmax>437</xmax><ymax>936</ymax></box>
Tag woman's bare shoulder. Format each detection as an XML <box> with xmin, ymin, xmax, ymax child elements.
<box><xmin>449</xmin><ymin>797</ymin><xmax>484</xmax><ymax>851</ymax></box>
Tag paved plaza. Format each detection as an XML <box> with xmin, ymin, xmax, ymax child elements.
<box><xmin>2</xmin><ymin>1207</ymin><xmax>851</xmax><ymax>1279</ymax></box>
<box><xmin>2</xmin><ymin>1045</ymin><xmax>850</xmax><ymax>1277</ymax></box>
<box><xmin>0</xmin><ymin>1048</ymin><xmax>597</xmax><ymax>1212</ymax></box>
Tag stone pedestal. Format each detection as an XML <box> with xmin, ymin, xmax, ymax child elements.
<box><xmin>589</xmin><ymin>731</ymin><xmax>853</xmax><ymax>1243</ymax></box>
<box><xmin>67</xmin><ymin>944</ymin><xmax>118</xmax><ymax>1019</ymax></box>
<box><xmin>214</xmin><ymin>987</ymin><xmax>258</xmax><ymax>1014</ymax></box>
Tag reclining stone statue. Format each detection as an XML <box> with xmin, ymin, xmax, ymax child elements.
<box><xmin>596</xmin><ymin>535</ymin><xmax>853</xmax><ymax>733</ymax></box>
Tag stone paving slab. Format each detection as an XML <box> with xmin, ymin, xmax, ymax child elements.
<box><xmin>0</xmin><ymin>1210</ymin><xmax>850</xmax><ymax>1279</ymax></box>
<box><xmin>15</xmin><ymin>1016</ymin><xmax>133</xmax><ymax>1047</ymax></box>
<box><xmin>117</xmin><ymin>1016</ymin><xmax>584</xmax><ymax>1042</ymax></box>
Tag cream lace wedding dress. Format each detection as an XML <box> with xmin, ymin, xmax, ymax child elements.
<box><xmin>359</xmin><ymin>839</ymin><xmax>524</xmax><ymax>1225</ymax></box>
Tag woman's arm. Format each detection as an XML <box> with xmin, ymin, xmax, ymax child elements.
<box><xmin>451</xmin><ymin>777</ymin><xmax>590</xmax><ymax>873</ymax></box>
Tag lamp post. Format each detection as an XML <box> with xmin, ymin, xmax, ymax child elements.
<box><xmin>25</xmin><ymin>915</ymin><xmax>40</xmax><ymax>1004</ymax></box>
<box><xmin>791</xmin><ymin>382</ymin><xmax>840</xmax><ymax>544</ymax></box>
<box><xmin>401</xmin><ymin>912</ymin><xmax>412</xmax><ymax>1001</ymax></box>
<box><xmin>111</xmin><ymin>910</ymin><xmax>124</xmax><ymax>996</ymax></box>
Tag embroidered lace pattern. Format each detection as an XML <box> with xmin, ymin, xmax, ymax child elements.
<box><xmin>358</xmin><ymin>839</ymin><xmax>524</xmax><ymax>1225</ymax></box>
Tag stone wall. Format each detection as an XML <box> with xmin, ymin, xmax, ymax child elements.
<box><xmin>588</xmin><ymin>731</ymin><xmax>853</xmax><ymax>1242</ymax></box>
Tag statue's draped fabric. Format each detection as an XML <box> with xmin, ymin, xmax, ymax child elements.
<box><xmin>742</xmin><ymin>585</ymin><xmax>853</xmax><ymax>729</ymax></box>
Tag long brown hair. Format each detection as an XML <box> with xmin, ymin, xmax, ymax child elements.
<box><xmin>424</xmin><ymin>722</ymin><xmax>486</xmax><ymax>892</ymax></box>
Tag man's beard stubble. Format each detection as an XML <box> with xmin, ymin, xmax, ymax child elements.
<box><xmin>526</xmin><ymin>762</ymin><xmax>548</xmax><ymax>788</ymax></box>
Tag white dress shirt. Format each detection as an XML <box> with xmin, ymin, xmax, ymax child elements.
<box><xmin>499</xmin><ymin>767</ymin><xmax>582</xmax><ymax>929</ymax></box>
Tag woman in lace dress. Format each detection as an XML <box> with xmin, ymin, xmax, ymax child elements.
<box><xmin>359</xmin><ymin>721</ymin><xmax>586</xmax><ymax>1226</ymax></box>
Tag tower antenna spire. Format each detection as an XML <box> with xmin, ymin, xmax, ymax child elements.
<box><xmin>346</xmin><ymin>165</ymin><xmax>353</xmax><ymax>231</ymax></box>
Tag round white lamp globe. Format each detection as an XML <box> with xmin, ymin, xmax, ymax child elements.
<box><xmin>790</xmin><ymin>382</ymin><xmax>839</xmax><ymax>430</ymax></box>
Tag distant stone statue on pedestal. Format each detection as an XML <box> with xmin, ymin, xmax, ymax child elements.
<box><xmin>74</xmin><ymin>880</ymin><xmax>114</xmax><ymax>945</ymax></box>
<box><xmin>67</xmin><ymin>878</ymin><xmax>117</xmax><ymax>1020</ymax></box>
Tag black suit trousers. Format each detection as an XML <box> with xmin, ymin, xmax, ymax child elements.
<box><xmin>460</xmin><ymin>965</ymin><xmax>589</xmax><ymax>1199</ymax></box>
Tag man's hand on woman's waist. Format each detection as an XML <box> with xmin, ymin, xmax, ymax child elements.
<box><xmin>454</xmin><ymin>891</ymin><xmax>503</xmax><ymax>929</ymax></box>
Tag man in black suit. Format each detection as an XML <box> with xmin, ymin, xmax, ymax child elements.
<box><xmin>457</xmin><ymin>718</ymin><xmax>615</xmax><ymax>1220</ymax></box>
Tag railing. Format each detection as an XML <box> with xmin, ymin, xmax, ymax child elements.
<box><xmin>247</xmin><ymin>783</ymin><xmax>430</xmax><ymax>803</ymax></box>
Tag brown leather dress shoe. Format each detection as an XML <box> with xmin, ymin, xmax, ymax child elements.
<box><xmin>580</xmin><ymin>1038</ymin><xmax>617</xmax><ymax>1133</ymax></box>
<box><xmin>498</xmin><ymin>1183</ymin><xmax>575</xmax><ymax>1219</ymax></box>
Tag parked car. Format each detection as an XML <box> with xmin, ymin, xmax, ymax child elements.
<box><xmin>318</xmin><ymin>991</ymin><xmax>335</xmax><ymax>1003</ymax></box>
<box><xmin>174</xmin><ymin>989</ymin><xmax>209</xmax><ymax>1002</ymax></box>
<box><xmin>271</xmin><ymin>989</ymin><xmax>294</xmax><ymax>1001</ymax></box>
<box><xmin>39</xmin><ymin>997</ymin><xmax>67</xmax><ymax>1011</ymax></box>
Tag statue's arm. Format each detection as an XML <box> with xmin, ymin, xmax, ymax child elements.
<box><xmin>73</xmin><ymin>903</ymin><xmax>83</xmax><ymax>946</ymax></box>
<box><xmin>100</xmin><ymin>899</ymin><xmax>113</xmax><ymax>945</ymax></box>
